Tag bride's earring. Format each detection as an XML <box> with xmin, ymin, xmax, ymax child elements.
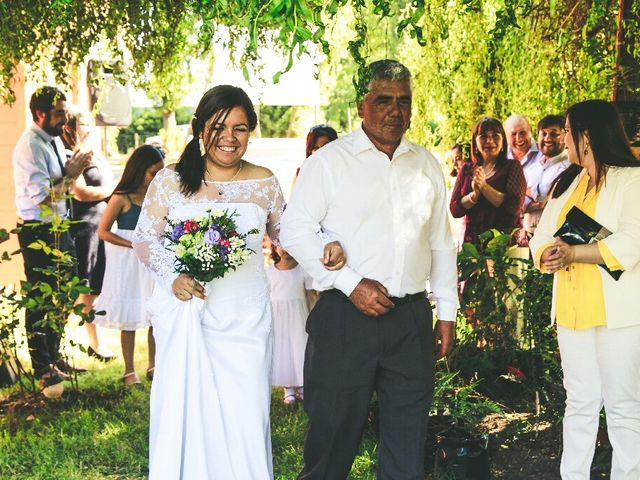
<box><xmin>198</xmin><ymin>137</ymin><xmax>206</xmax><ymax>157</ymax></box>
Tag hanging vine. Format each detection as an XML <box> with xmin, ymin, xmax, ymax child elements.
<box><xmin>0</xmin><ymin>0</ymin><xmax>638</xmax><ymax>149</ymax></box>
<box><xmin>0</xmin><ymin>0</ymin><xmax>421</xmax><ymax>104</ymax></box>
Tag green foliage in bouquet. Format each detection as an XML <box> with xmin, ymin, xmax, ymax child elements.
<box><xmin>164</xmin><ymin>209</ymin><xmax>260</xmax><ymax>284</ymax></box>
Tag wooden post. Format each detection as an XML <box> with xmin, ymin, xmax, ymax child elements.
<box><xmin>612</xmin><ymin>0</ymin><xmax>640</xmax><ymax>157</ymax></box>
<box><xmin>0</xmin><ymin>67</ymin><xmax>28</xmax><ymax>286</ymax></box>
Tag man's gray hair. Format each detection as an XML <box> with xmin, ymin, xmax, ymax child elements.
<box><xmin>363</xmin><ymin>60</ymin><xmax>412</xmax><ymax>92</ymax></box>
<box><xmin>504</xmin><ymin>115</ymin><xmax>532</xmax><ymax>132</ymax></box>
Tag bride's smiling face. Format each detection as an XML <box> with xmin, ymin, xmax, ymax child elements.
<box><xmin>203</xmin><ymin>106</ymin><xmax>251</xmax><ymax>168</ymax></box>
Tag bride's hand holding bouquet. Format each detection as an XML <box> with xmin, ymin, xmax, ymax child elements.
<box><xmin>166</xmin><ymin>209</ymin><xmax>259</xmax><ymax>301</ymax></box>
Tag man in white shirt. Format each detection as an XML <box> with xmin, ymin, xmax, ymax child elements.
<box><xmin>281</xmin><ymin>60</ymin><xmax>458</xmax><ymax>480</ymax></box>
<box><xmin>522</xmin><ymin>114</ymin><xmax>570</xmax><ymax>236</ymax></box>
<box><xmin>13</xmin><ymin>86</ymin><xmax>91</xmax><ymax>391</ymax></box>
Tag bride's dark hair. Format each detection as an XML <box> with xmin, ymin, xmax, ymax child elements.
<box><xmin>176</xmin><ymin>85</ymin><xmax>258</xmax><ymax>196</ymax></box>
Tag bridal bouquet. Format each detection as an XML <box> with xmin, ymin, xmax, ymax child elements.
<box><xmin>164</xmin><ymin>209</ymin><xmax>259</xmax><ymax>283</ymax></box>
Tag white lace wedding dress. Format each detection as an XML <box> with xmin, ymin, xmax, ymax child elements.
<box><xmin>132</xmin><ymin>168</ymin><xmax>285</xmax><ymax>480</ymax></box>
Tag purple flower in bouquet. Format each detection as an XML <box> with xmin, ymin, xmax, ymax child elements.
<box><xmin>164</xmin><ymin>208</ymin><xmax>260</xmax><ymax>283</ymax></box>
<box><xmin>170</xmin><ymin>224</ymin><xmax>185</xmax><ymax>241</ymax></box>
<box><xmin>204</xmin><ymin>227</ymin><xmax>222</xmax><ymax>245</ymax></box>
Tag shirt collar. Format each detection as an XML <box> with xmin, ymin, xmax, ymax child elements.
<box><xmin>507</xmin><ymin>140</ymin><xmax>539</xmax><ymax>164</ymax></box>
<box><xmin>540</xmin><ymin>150</ymin><xmax>568</xmax><ymax>167</ymax></box>
<box><xmin>352</xmin><ymin>125</ymin><xmax>417</xmax><ymax>159</ymax></box>
<box><xmin>30</xmin><ymin>122</ymin><xmax>55</xmax><ymax>144</ymax></box>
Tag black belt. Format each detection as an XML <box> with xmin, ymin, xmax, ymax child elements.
<box><xmin>322</xmin><ymin>289</ymin><xmax>426</xmax><ymax>306</ymax></box>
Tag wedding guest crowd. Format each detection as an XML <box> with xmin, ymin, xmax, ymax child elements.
<box><xmin>13</xmin><ymin>69</ymin><xmax>639</xmax><ymax>480</ymax></box>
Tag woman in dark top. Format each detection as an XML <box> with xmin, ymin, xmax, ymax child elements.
<box><xmin>450</xmin><ymin>117</ymin><xmax>526</xmax><ymax>245</ymax></box>
<box><xmin>61</xmin><ymin>108</ymin><xmax>115</xmax><ymax>362</ymax></box>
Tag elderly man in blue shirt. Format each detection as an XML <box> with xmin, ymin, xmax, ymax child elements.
<box><xmin>12</xmin><ymin>86</ymin><xmax>91</xmax><ymax>392</ymax></box>
<box><xmin>504</xmin><ymin>115</ymin><xmax>540</xmax><ymax>208</ymax></box>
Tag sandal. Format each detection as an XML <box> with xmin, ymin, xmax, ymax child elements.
<box><xmin>122</xmin><ymin>372</ymin><xmax>141</xmax><ymax>386</ymax></box>
<box><xmin>146</xmin><ymin>367</ymin><xmax>155</xmax><ymax>381</ymax></box>
<box><xmin>283</xmin><ymin>387</ymin><xmax>297</xmax><ymax>406</ymax></box>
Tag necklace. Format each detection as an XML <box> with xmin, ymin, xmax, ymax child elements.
<box><xmin>483</xmin><ymin>163</ymin><xmax>496</xmax><ymax>178</ymax></box>
<box><xmin>207</xmin><ymin>160</ymin><xmax>244</xmax><ymax>195</ymax></box>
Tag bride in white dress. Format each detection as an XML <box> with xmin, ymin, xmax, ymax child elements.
<box><xmin>132</xmin><ymin>85</ymin><xmax>344</xmax><ymax>480</ymax></box>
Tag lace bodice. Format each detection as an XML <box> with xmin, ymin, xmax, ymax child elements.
<box><xmin>132</xmin><ymin>168</ymin><xmax>285</xmax><ymax>293</ymax></box>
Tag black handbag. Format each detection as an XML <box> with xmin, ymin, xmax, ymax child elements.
<box><xmin>554</xmin><ymin>206</ymin><xmax>622</xmax><ymax>280</ymax></box>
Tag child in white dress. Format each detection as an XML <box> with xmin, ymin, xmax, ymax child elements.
<box><xmin>95</xmin><ymin>145</ymin><xmax>165</xmax><ymax>385</ymax></box>
<box><xmin>266</xmin><ymin>245</ymin><xmax>310</xmax><ymax>405</ymax></box>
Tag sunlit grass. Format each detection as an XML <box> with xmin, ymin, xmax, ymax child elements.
<box><xmin>0</xmin><ymin>323</ymin><xmax>379</xmax><ymax>479</ymax></box>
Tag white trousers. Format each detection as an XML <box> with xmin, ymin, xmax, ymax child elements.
<box><xmin>557</xmin><ymin>325</ymin><xmax>640</xmax><ymax>480</ymax></box>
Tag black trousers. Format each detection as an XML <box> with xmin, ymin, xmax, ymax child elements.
<box><xmin>299</xmin><ymin>290</ymin><xmax>435</xmax><ymax>480</ymax></box>
<box><xmin>17</xmin><ymin>222</ymin><xmax>75</xmax><ymax>377</ymax></box>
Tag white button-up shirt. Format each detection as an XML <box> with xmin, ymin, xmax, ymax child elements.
<box><xmin>280</xmin><ymin>127</ymin><xmax>458</xmax><ymax>321</ymax></box>
<box><xmin>533</xmin><ymin>150</ymin><xmax>570</xmax><ymax>201</ymax></box>
<box><xmin>523</xmin><ymin>150</ymin><xmax>570</xmax><ymax>232</ymax></box>
<box><xmin>13</xmin><ymin>123</ymin><xmax>68</xmax><ymax>221</ymax></box>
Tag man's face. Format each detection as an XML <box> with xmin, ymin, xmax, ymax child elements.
<box><xmin>506</xmin><ymin>119</ymin><xmax>532</xmax><ymax>154</ymax></box>
<box><xmin>38</xmin><ymin>100</ymin><xmax>68</xmax><ymax>136</ymax></box>
<box><xmin>538</xmin><ymin>124</ymin><xmax>565</xmax><ymax>158</ymax></box>
<box><xmin>357</xmin><ymin>79</ymin><xmax>412</xmax><ymax>154</ymax></box>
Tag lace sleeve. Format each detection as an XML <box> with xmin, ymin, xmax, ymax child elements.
<box><xmin>265</xmin><ymin>176</ymin><xmax>286</xmax><ymax>246</ymax></box>
<box><xmin>132</xmin><ymin>168</ymin><xmax>180</xmax><ymax>294</ymax></box>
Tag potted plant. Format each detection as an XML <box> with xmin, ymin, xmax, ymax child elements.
<box><xmin>427</xmin><ymin>363</ymin><xmax>501</xmax><ymax>480</ymax></box>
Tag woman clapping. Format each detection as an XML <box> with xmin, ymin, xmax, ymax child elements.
<box><xmin>449</xmin><ymin>117</ymin><xmax>526</xmax><ymax>245</ymax></box>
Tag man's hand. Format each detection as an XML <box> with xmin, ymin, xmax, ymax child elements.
<box><xmin>434</xmin><ymin>320</ymin><xmax>455</xmax><ymax>359</ymax></box>
<box><xmin>348</xmin><ymin>278</ymin><xmax>395</xmax><ymax>317</ymax></box>
<box><xmin>65</xmin><ymin>150</ymin><xmax>93</xmax><ymax>179</ymax></box>
<box><xmin>322</xmin><ymin>241</ymin><xmax>346</xmax><ymax>271</ymax></box>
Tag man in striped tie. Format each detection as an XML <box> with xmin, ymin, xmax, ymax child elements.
<box><xmin>12</xmin><ymin>86</ymin><xmax>91</xmax><ymax>396</ymax></box>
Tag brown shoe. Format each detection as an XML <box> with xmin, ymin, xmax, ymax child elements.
<box><xmin>56</xmin><ymin>359</ymin><xmax>88</xmax><ymax>374</ymax></box>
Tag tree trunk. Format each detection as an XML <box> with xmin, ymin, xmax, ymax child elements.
<box><xmin>254</xmin><ymin>104</ymin><xmax>262</xmax><ymax>138</ymax></box>
<box><xmin>162</xmin><ymin>110</ymin><xmax>176</xmax><ymax>131</ymax></box>
<box><xmin>286</xmin><ymin>106</ymin><xmax>299</xmax><ymax>138</ymax></box>
<box><xmin>612</xmin><ymin>0</ymin><xmax>640</xmax><ymax>154</ymax></box>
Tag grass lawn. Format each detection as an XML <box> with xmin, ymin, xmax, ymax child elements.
<box><xmin>0</xmin><ymin>324</ymin><xmax>378</xmax><ymax>480</ymax></box>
